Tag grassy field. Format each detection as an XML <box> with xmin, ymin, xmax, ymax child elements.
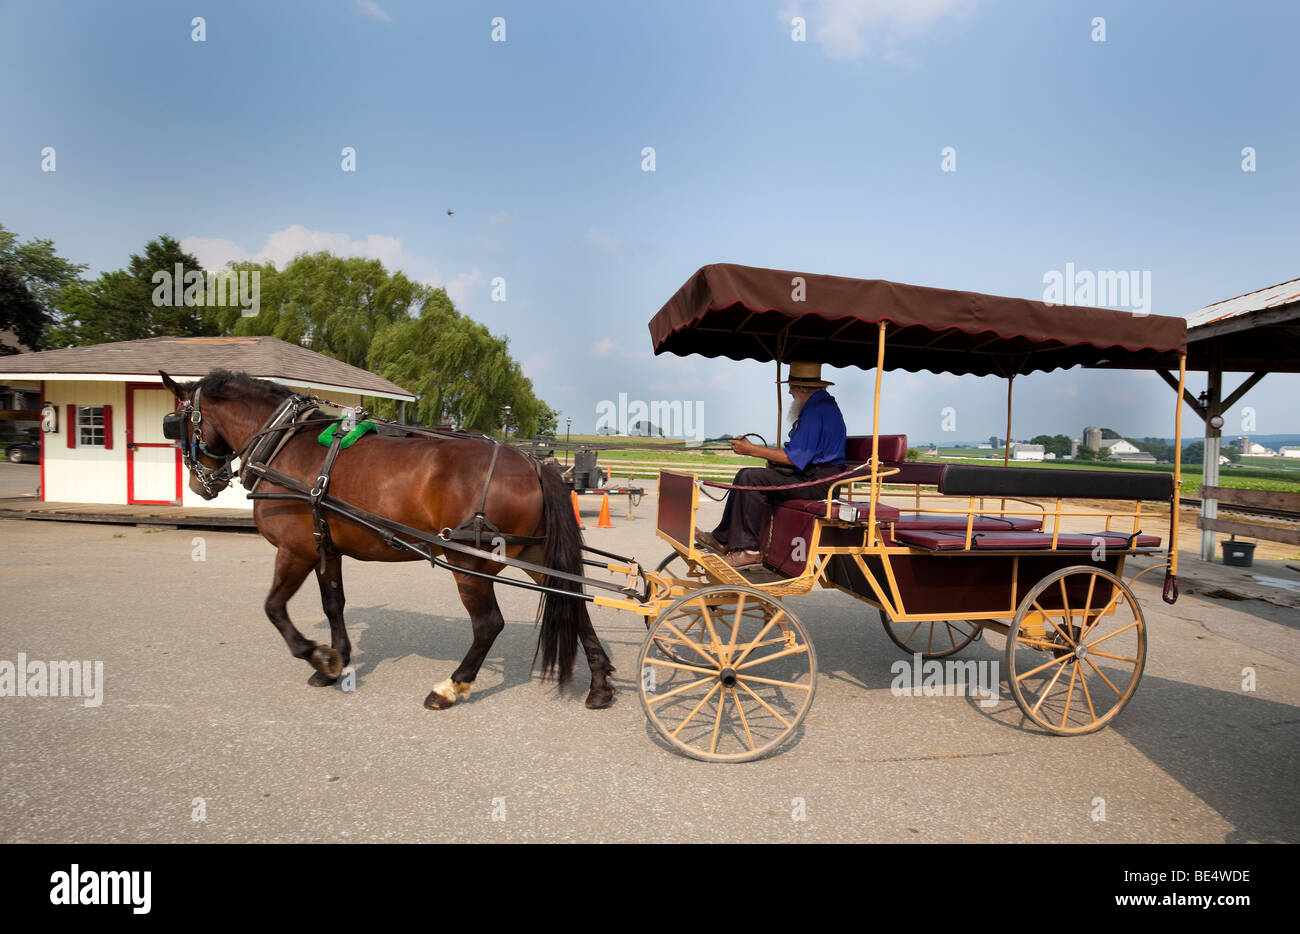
<box><xmin>547</xmin><ymin>436</ymin><xmax>1300</xmax><ymax>495</ymax></box>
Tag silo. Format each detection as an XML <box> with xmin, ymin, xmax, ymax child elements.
<box><xmin>1083</xmin><ymin>426</ymin><xmax>1102</xmax><ymax>452</ymax></box>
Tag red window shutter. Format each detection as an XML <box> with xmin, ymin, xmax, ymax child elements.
<box><xmin>66</xmin><ymin>405</ymin><xmax>76</xmax><ymax>448</ymax></box>
<box><xmin>102</xmin><ymin>405</ymin><xmax>113</xmax><ymax>449</ymax></box>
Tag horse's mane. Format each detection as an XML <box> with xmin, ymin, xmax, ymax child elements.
<box><xmin>195</xmin><ymin>369</ymin><xmax>295</xmax><ymax>402</ymax></box>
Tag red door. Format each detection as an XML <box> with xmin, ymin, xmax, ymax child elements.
<box><xmin>127</xmin><ymin>383</ymin><xmax>182</xmax><ymax>505</ymax></box>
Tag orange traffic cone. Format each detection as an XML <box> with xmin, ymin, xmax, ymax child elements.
<box><xmin>597</xmin><ymin>492</ymin><xmax>615</xmax><ymax>528</ymax></box>
<box><xmin>570</xmin><ymin>490</ymin><xmax>584</xmax><ymax>529</ymax></box>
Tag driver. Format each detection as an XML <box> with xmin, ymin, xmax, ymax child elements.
<box><xmin>697</xmin><ymin>362</ymin><xmax>847</xmax><ymax>568</ymax></box>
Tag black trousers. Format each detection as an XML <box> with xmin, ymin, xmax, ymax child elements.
<box><xmin>710</xmin><ymin>463</ymin><xmax>845</xmax><ymax>552</ymax></box>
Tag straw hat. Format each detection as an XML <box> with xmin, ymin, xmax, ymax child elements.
<box><xmin>781</xmin><ymin>361</ymin><xmax>834</xmax><ymax>388</ymax></box>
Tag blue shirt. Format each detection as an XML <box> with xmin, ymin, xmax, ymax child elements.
<box><xmin>785</xmin><ymin>389</ymin><xmax>847</xmax><ymax>472</ymax></box>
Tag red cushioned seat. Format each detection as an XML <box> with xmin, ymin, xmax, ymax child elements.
<box><xmin>894</xmin><ymin>529</ymin><xmax>1058</xmax><ymax>551</ymax></box>
<box><xmin>893</xmin><ymin>513</ymin><xmax>1043</xmax><ymax>532</ymax></box>
<box><xmin>845</xmin><ymin>435</ymin><xmax>907</xmax><ymax>463</ymax></box>
<box><xmin>1053</xmin><ymin>532</ymin><xmax>1162</xmax><ymax>549</ymax></box>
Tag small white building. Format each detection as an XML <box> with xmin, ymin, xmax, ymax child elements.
<box><xmin>1099</xmin><ymin>438</ymin><xmax>1141</xmax><ymax>456</ymax></box>
<box><xmin>1282</xmin><ymin>446</ymin><xmax>1300</xmax><ymax>459</ymax></box>
<box><xmin>1010</xmin><ymin>443</ymin><xmax>1045</xmax><ymax>461</ymax></box>
<box><xmin>0</xmin><ymin>336</ymin><xmax>415</xmax><ymax>509</ymax></box>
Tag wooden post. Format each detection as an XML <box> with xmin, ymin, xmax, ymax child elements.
<box><xmin>1003</xmin><ymin>375</ymin><xmax>1014</xmax><ymax>467</ymax></box>
<box><xmin>866</xmin><ymin>322</ymin><xmax>886</xmax><ymax>547</ymax></box>
<box><xmin>1200</xmin><ymin>353</ymin><xmax>1222</xmax><ymax>562</ymax></box>
<box><xmin>775</xmin><ymin>359</ymin><xmax>783</xmax><ymax>447</ymax></box>
<box><xmin>1172</xmin><ymin>355</ymin><xmax>1185</xmax><ymax>576</ymax></box>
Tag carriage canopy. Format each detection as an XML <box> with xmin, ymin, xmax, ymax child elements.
<box><xmin>649</xmin><ymin>264</ymin><xmax>1187</xmax><ymax>377</ymax></box>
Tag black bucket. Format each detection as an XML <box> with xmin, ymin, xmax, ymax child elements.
<box><xmin>1221</xmin><ymin>540</ymin><xmax>1256</xmax><ymax>567</ymax></box>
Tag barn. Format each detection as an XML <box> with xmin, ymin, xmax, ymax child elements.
<box><xmin>0</xmin><ymin>336</ymin><xmax>415</xmax><ymax>509</ymax></box>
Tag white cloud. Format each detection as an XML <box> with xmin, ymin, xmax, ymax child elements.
<box><xmin>356</xmin><ymin>0</ymin><xmax>391</xmax><ymax>23</ymax></box>
<box><xmin>591</xmin><ymin>337</ymin><xmax>618</xmax><ymax>356</ymax></box>
<box><xmin>782</xmin><ymin>0</ymin><xmax>975</xmax><ymax>61</ymax></box>
<box><xmin>181</xmin><ymin>225</ymin><xmax>482</xmax><ymax>303</ymax></box>
<box><xmin>586</xmin><ymin>227</ymin><xmax>622</xmax><ymax>259</ymax></box>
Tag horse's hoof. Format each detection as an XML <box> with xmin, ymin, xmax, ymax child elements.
<box><xmin>307</xmin><ymin>670</ymin><xmax>338</xmax><ymax>687</ymax></box>
<box><xmin>585</xmin><ymin>686</ymin><xmax>615</xmax><ymax>709</ymax></box>
<box><xmin>309</xmin><ymin>645</ymin><xmax>343</xmax><ymax>680</ymax></box>
<box><xmin>424</xmin><ymin>690</ymin><xmax>455</xmax><ymax>710</ymax></box>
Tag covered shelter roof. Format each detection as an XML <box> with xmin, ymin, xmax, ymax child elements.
<box><xmin>0</xmin><ymin>336</ymin><xmax>416</xmax><ymax>401</ymax></box>
<box><xmin>1184</xmin><ymin>277</ymin><xmax>1300</xmax><ymax>373</ymax></box>
<box><xmin>649</xmin><ymin>263</ymin><xmax>1187</xmax><ymax>377</ymax></box>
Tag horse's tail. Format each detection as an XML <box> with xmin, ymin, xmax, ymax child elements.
<box><xmin>534</xmin><ymin>461</ymin><xmax>586</xmax><ymax>684</ymax></box>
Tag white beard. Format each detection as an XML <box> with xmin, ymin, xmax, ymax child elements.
<box><xmin>786</xmin><ymin>395</ymin><xmax>806</xmax><ymax>425</ymax></box>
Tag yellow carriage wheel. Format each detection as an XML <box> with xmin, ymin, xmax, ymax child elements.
<box><xmin>882</xmin><ymin>613</ymin><xmax>982</xmax><ymax>659</ymax></box>
<box><xmin>638</xmin><ymin>585</ymin><xmax>817</xmax><ymax>762</ymax></box>
<box><xmin>1005</xmin><ymin>566</ymin><xmax>1146</xmax><ymax>735</ymax></box>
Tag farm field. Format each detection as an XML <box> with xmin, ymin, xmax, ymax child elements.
<box><xmin>545</xmin><ymin>437</ymin><xmax>1300</xmax><ymax>496</ymax></box>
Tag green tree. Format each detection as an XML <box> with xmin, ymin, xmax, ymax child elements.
<box><xmin>1029</xmin><ymin>433</ymin><xmax>1073</xmax><ymax>458</ymax></box>
<box><xmin>0</xmin><ymin>223</ymin><xmax>87</xmax><ymax>350</ymax></box>
<box><xmin>48</xmin><ymin>235</ymin><xmax>215</xmax><ymax>345</ymax></box>
<box><xmin>0</xmin><ymin>268</ymin><xmax>45</xmax><ymax>354</ymax></box>
<box><xmin>367</xmin><ymin>288</ymin><xmax>555</xmax><ymax>437</ymax></box>
<box><xmin>219</xmin><ymin>253</ymin><xmax>426</xmax><ymax>369</ymax></box>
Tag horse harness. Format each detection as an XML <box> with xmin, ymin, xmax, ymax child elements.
<box><xmin>166</xmin><ymin>389</ymin><xmax>545</xmax><ymax>572</ymax></box>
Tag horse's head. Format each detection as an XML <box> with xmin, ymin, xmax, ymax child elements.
<box><xmin>160</xmin><ymin>370</ymin><xmax>239</xmax><ymax>499</ymax></box>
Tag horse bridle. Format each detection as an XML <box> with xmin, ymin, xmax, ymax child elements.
<box><xmin>163</xmin><ymin>386</ymin><xmax>238</xmax><ymax>496</ymax></box>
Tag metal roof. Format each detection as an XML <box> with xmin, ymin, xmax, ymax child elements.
<box><xmin>0</xmin><ymin>336</ymin><xmax>416</xmax><ymax>401</ymax></box>
<box><xmin>1186</xmin><ymin>277</ymin><xmax>1300</xmax><ymax>329</ymax></box>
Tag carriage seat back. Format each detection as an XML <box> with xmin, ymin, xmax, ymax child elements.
<box><xmin>845</xmin><ymin>434</ymin><xmax>907</xmax><ymax>464</ymax></box>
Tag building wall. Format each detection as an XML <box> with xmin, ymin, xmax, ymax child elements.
<box><xmin>41</xmin><ymin>380</ymin><xmax>128</xmax><ymax>505</ymax></box>
<box><xmin>40</xmin><ymin>380</ymin><xmax>365</xmax><ymax>509</ymax></box>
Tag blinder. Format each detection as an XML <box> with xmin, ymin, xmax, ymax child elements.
<box><xmin>161</xmin><ymin>412</ymin><xmax>185</xmax><ymax>440</ymax></box>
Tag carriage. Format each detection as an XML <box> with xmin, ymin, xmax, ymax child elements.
<box><xmin>592</xmin><ymin>264</ymin><xmax>1190</xmax><ymax>761</ymax></box>
<box><xmin>161</xmin><ymin>263</ymin><xmax>1189</xmax><ymax>764</ymax></box>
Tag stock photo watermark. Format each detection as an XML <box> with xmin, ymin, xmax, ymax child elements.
<box><xmin>152</xmin><ymin>264</ymin><xmax>261</xmax><ymax>317</ymax></box>
<box><xmin>0</xmin><ymin>653</ymin><xmax>103</xmax><ymax>707</ymax></box>
<box><xmin>890</xmin><ymin>653</ymin><xmax>1000</xmax><ymax>708</ymax></box>
<box><xmin>1043</xmin><ymin>263</ymin><xmax>1151</xmax><ymax>315</ymax></box>
<box><xmin>595</xmin><ymin>392</ymin><xmax>704</xmax><ymax>441</ymax></box>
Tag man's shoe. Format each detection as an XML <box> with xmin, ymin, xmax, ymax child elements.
<box><xmin>722</xmin><ymin>549</ymin><xmax>762</xmax><ymax>569</ymax></box>
<box><xmin>695</xmin><ymin>530</ymin><xmax>728</xmax><ymax>553</ymax></box>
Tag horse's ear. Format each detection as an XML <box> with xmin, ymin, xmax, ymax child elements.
<box><xmin>159</xmin><ymin>370</ymin><xmax>185</xmax><ymax>400</ymax></box>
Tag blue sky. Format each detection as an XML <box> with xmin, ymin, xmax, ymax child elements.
<box><xmin>2</xmin><ymin>0</ymin><xmax>1296</xmax><ymax>443</ymax></box>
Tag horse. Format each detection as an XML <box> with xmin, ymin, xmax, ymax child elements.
<box><xmin>158</xmin><ymin>369</ymin><xmax>616</xmax><ymax>710</ymax></box>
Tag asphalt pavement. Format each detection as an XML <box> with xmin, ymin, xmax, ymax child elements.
<box><xmin>0</xmin><ymin>470</ymin><xmax>1296</xmax><ymax>843</ymax></box>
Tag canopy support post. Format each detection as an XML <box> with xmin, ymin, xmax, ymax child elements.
<box><xmin>1003</xmin><ymin>375</ymin><xmax>1015</xmax><ymax>466</ymax></box>
<box><xmin>1171</xmin><ymin>355</ymin><xmax>1185</xmax><ymax>577</ymax></box>
<box><xmin>867</xmin><ymin>322</ymin><xmax>886</xmax><ymax>547</ymax></box>
<box><xmin>775</xmin><ymin>359</ymin><xmax>782</xmax><ymax>445</ymax></box>
<box><xmin>1200</xmin><ymin>352</ymin><xmax>1222</xmax><ymax>561</ymax></box>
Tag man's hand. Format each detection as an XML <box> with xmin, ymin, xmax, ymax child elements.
<box><xmin>730</xmin><ymin>437</ymin><xmax>792</xmax><ymax>466</ymax></box>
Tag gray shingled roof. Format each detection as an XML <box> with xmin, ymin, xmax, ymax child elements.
<box><xmin>0</xmin><ymin>336</ymin><xmax>415</xmax><ymax>401</ymax></box>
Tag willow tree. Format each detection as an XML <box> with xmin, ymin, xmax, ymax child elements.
<box><xmin>218</xmin><ymin>253</ymin><xmax>427</xmax><ymax>369</ymax></box>
<box><xmin>368</xmin><ymin>288</ymin><xmax>555</xmax><ymax>437</ymax></box>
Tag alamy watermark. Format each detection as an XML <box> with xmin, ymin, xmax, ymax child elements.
<box><xmin>1042</xmin><ymin>263</ymin><xmax>1150</xmax><ymax>316</ymax></box>
<box><xmin>595</xmin><ymin>392</ymin><xmax>704</xmax><ymax>441</ymax></box>
<box><xmin>0</xmin><ymin>653</ymin><xmax>103</xmax><ymax>707</ymax></box>
<box><xmin>151</xmin><ymin>263</ymin><xmax>261</xmax><ymax>317</ymax></box>
<box><xmin>890</xmin><ymin>653</ymin><xmax>1000</xmax><ymax>708</ymax></box>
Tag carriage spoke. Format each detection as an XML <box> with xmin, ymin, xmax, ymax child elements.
<box><xmin>643</xmin><ymin>657</ymin><xmax>718</xmax><ymax>676</ymax></box>
<box><xmin>710</xmin><ymin>683</ymin><xmax>727</xmax><ymax>754</ymax></box>
<box><xmin>736</xmin><ymin>643</ymin><xmax>809</xmax><ymax>670</ymax></box>
<box><xmin>1029</xmin><ymin>657</ymin><xmax>1071</xmax><ymax>716</ymax></box>
<box><xmin>1060</xmin><ymin>660</ymin><xmax>1079</xmax><ymax>727</ymax></box>
<box><xmin>732</xmin><ymin>609</ymin><xmax>787</xmax><ymax>667</ymax></box>
<box><xmin>1087</xmin><ymin>649</ymin><xmax>1139</xmax><ymax>664</ymax></box>
<box><xmin>1014</xmin><ymin>651</ymin><xmax>1071</xmax><ymax>682</ymax></box>
<box><xmin>660</xmin><ymin>620</ymin><xmax>719</xmax><ymax>666</ymax></box>
<box><xmin>645</xmin><ymin>675</ymin><xmax>714</xmax><ymax>704</ymax></box>
<box><xmin>670</xmin><ymin>682</ymin><xmax>722</xmax><ymax>739</ymax></box>
<box><xmin>737</xmin><ymin>673</ymin><xmax>813</xmax><ymax>691</ymax></box>
<box><xmin>1083</xmin><ymin>656</ymin><xmax>1124</xmax><ymax>697</ymax></box>
<box><xmin>1086</xmin><ymin>619</ymin><xmax>1140</xmax><ymax>648</ymax></box>
<box><xmin>735</xmin><ymin>680</ymin><xmax>792</xmax><ymax>729</ymax></box>
<box><xmin>731</xmin><ymin>687</ymin><xmax>756</xmax><ymax>752</ymax></box>
<box><xmin>1079</xmin><ymin>665</ymin><xmax>1097</xmax><ymax>719</ymax></box>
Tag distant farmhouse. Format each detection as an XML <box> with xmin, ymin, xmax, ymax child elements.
<box><xmin>1009</xmin><ymin>442</ymin><xmax>1044</xmax><ymax>461</ymax></box>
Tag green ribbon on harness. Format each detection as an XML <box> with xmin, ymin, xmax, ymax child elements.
<box><xmin>317</xmin><ymin>419</ymin><xmax>377</xmax><ymax>449</ymax></box>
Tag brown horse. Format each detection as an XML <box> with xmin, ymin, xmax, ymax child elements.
<box><xmin>159</xmin><ymin>369</ymin><xmax>615</xmax><ymax>710</ymax></box>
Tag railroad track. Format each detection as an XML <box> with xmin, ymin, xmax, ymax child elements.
<box><xmin>1179</xmin><ymin>497</ymin><xmax>1300</xmax><ymax>524</ymax></box>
